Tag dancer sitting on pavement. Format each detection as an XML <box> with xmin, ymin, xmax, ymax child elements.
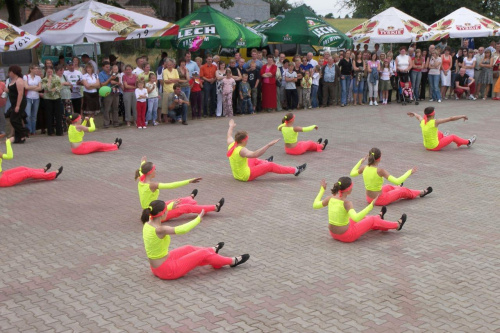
<box><xmin>0</xmin><ymin>137</ymin><xmax>62</xmax><ymax>187</ymax></box>
<box><xmin>67</xmin><ymin>114</ymin><xmax>122</xmax><ymax>155</ymax></box>
<box><xmin>313</xmin><ymin>177</ymin><xmax>407</xmax><ymax>243</ymax></box>
<box><xmin>278</xmin><ymin>112</ymin><xmax>328</xmax><ymax>155</ymax></box>
<box><xmin>350</xmin><ymin>148</ymin><xmax>432</xmax><ymax>206</ymax></box>
<box><xmin>142</xmin><ymin>200</ymin><xmax>249</xmax><ymax>280</ymax></box>
<box><xmin>136</xmin><ymin>157</ymin><xmax>224</xmax><ymax>221</ymax></box>
<box><xmin>407</xmin><ymin>107</ymin><xmax>476</xmax><ymax>151</ymax></box>
<box><xmin>227</xmin><ymin>119</ymin><xmax>307</xmax><ymax>181</ymax></box>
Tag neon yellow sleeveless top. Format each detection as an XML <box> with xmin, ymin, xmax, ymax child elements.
<box><xmin>420</xmin><ymin>119</ymin><xmax>439</xmax><ymax>149</ymax></box>
<box><xmin>281</xmin><ymin>126</ymin><xmax>298</xmax><ymax>144</ymax></box>
<box><xmin>362</xmin><ymin>166</ymin><xmax>384</xmax><ymax>191</ymax></box>
<box><xmin>68</xmin><ymin>124</ymin><xmax>85</xmax><ymax>143</ymax></box>
<box><xmin>143</xmin><ymin>223</ymin><xmax>170</xmax><ymax>259</ymax></box>
<box><xmin>138</xmin><ymin>181</ymin><xmax>159</xmax><ymax>209</ymax></box>
<box><xmin>328</xmin><ymin>198</ymin><xmax>350</xmax><ymax>226</ymax></box>
<box><xmin>228</xmin><ymin>142</ymin><xmax>250</xmax><ymax>181</ymax></box>
<box><xmin>0</xmin><ymin>140</ymin><xmax>13</xmax><ymax>173</ymax></box>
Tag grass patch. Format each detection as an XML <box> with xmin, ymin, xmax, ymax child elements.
<box><xmin>324</xmin><ymin>18</ymin><xmax>368</xmax><ymax>33</ymax></box>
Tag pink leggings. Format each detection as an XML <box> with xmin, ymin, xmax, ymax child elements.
<box><xmin>248</xmin><ymin>158</ymin><xmax>296</xmax><ymax>181</ymax></box>
<box><xmin>366</xmin><ymin>184</ymin><xmax>420</xmax><ymax>206</ymax></box>
<box><xmin>71</xmin><ymin>141</ymin><xmax>118</xmax><ymax>155</ymax></box>
<box><xmin>150</xmin><ymin>245</ymin><xmax>233</xmax><ymax>280</ymax></box>
<box><xmin>329</xmin><ymin>216</ymin><xmax>399</xmax><ymax>243</ymax></box>
<box><xmin>162</xmin><ymin>196</ymin><xmax>216</xmax><ymax>222</ymax></box>
<box><xmin>285</xmin><ymin>141</ymin><xmax>323</xmax><ymax>155</ymax></box>
<box><xmin>428</xmin><ymin>131</ymin><xmax>469</xmax><ymax>151</ymax></box>
<box><xmin>0</xmin><ymin>167</ymin><xmax>57</xmax><ymax>187</ymax></box>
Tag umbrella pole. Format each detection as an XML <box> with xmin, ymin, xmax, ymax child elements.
<box><xmin>94</xmin><ymin>43</ymin><xmax>98</xmax><ymax>63</ymax></box>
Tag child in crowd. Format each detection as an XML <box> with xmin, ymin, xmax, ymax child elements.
<box><xmin>301</xmin><ymin>70</ymin><xmax>312</xmax><ymax>109</ymax></box>
<box><xmin>146</xmin><ymin>73</ymin><xmax>159</xmax><ymax>126</ymax></box>
<box><xmin>239</xmin><ymin>73</ymin><xmax>254</xmax><ymax>114</ymax></box>
<box><xmin>135</xmin><ymin>80</ymin><xmax>148</xmax><ymax>129</ymax></box>
<box><xmin>311</xmin><ymin>66</ymin><xmax>320</xmax><ymax>108</ymax></box>
<box><xmin>222</xmin><ymin>69</ymin><xmax>236</xmax><ymax>117</ymax></box>
<box><xmin>402</xmin><ymin>81</ymin><xmax>414</xmax><ymax>101</ymax></box>
<box><xmin>246</xmin><ymin>61</ymin><xmax>260</xmax><ymax>112</ymax></box>
<box><xmin>189</xmin><ymin>71</ymin><xmax>203</xmax><ymax>119</ymax></box>
<box><xmin>111</xmin><ymin>64</ymin><xmax>121</xmax><ymax>94</ymax></box>
<box><xmin>284</xmin><ymin>64</ymin><xmax>298</xmax><ymax>110</ymax></box>
<box><xmin>380</xmin><ymin>61</ymin><xmax>392</xmax><ymax>105</ymax></box>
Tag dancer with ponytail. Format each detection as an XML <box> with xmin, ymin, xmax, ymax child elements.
<box><xmin>142</xmin><ymin>200</ymin><xmax>249</xmax><ymax>280</ymax></box>
<box><xmin>136</xmin><ymin>157</ymin><xmax>224</xmax><ymax>221</ymax></box>
<box><xmin>350</xmin><ymin>148</ymin><xmax>432</xmax><ymax>206</ymax></box>
<box><xmin>227</xmin><ymin>119</ymin><xmax>306</xmax><ymax>181</ymax></box>
<box><xmin>313</xmin><ymin>177</ymin><xmax>407</xmax><ymax>243</ymax></box>
<box><xmin>67</xmin><ymin>114</ymin><xmax>122</xmax><ymax>155</ymax></box>
<box><xmin>278</xmin><ymin>112</ymin><xmax>328</xmax><ymax>155</ymax></box>
<box><xmin>0</xmin><ymin>137</ymin><xmax>62</xmax><ymax>187</ymax></box>
<box><xmin>407</xmin><ymin>107</ymin><xmax>476</xmax><ymax>151</ymax></box>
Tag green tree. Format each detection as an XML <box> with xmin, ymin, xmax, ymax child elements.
<box><xmin>292</xmin><ymin>1</ymin><xmax>316</xmax><ymax>14</ymax></box>
<box><xmin>325</xmin><ymin>13</ymin><xmax>333</xmax><ymax>18</ymax></box>
<box><xmin>264</xmin><ymin>0</ymin><xmax>293</xmax><ymax>16</ymax></box>
<box><xmin>205</xmin><ymin>0</ymin><xmax>234</xmax><ymax>9</ymax></box>
<box><xmin>0</xmin><ymin>0</ymin><xmax>69</xmax><ymax>25</ymax></box>
<box><xmin>343</xmin><ymin>0</ymin><xmax>499</xmax><ymax>24</ymax></box>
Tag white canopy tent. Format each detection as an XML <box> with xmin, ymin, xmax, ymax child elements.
<box><xmin>346</xmin><ymin>7</ymin><xmax>429</xmax><ymax>44</ymax></box>
<box><xmin>0</xmin><ymin>19</ymin><xmax>40</xmax><ymax>52</ymax></box>
<box><xmin>420</xmin><ymin>7</ymin><xmax>500</xmax><ymax>41</ymax></box>
<box><xmin>21</xmin><ymin>0</ymin><xmax>178</xmax><ymax>45</ymax></box>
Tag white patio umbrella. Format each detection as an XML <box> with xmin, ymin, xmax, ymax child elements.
<box><xmin>346</xmin><ymin>7</ymin><xmax>429</xmax><ymax>44</ymax></box>
<box><xmin>420</xmin><ymin>7</ymin><xmax>500</xmax><ymax>41</ymax></box>
<box><xmin>0</xmin><ymin>19</ymin><xmax>40</xmax><ymax>52</ymax></box>
<box><xmin>21</xmin><ymin>0</ymin><xmax>178</xmax><ymax>44</ymax></box>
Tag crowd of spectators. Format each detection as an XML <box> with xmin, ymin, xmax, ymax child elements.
<box><xmin>1</xmin><ymin>40</ymin><xmax>499</xmax><ymax>139</ymax></box>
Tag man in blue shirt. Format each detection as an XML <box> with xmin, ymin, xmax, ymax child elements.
<box><xmin>244</xmin><ymin>49</ymin><xmax>263</xmax><ymax>70</ymax></box>
<box><xmin>321</xmin><ymin>57</ymin><xmax>340</xmax><ymax>107</ymax></box>
<box><xmin>98</xmin><ymin>61</ymin><xmax>121</xmax><ymax>127</ymax></box>
<box><xmin>185</xmin><ymin>51</ymin><xmax>200</xmax><ymax>75</ymax></box>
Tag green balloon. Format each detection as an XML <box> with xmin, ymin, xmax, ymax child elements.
<box><xmin>99</xmin><ymin>86</ymin><xmax>111</xmax><ymax>97</ymax></box>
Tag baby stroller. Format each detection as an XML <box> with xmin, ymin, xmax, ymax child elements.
<box><xmin>397</xmin><ymin>73</ymin><xmax>419</xmax><ymax>106</ymax></box>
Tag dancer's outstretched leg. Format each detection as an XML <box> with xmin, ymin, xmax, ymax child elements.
<box><xmin>285</xmin><ymin>141</ymin><xmax>324</xmax><ymax>155</ymax></box>
<box><xmin>367</xmin><ymin>185</ymin><xmax>421</xmax><ymax>206</ymax></box>
<box><xmin>71</xmin><ymin>141</ymin><xmax>119</xmax><ymax>155</ymax></box>
<box><xmin>0</xmin><ymin>167</ymin><xmax>59</xmax><ymax>187</ymax></box>
<box><xmin>151</xmin><ymin>246</ymin><xmax>233</xmax><ymax>280</ymax></box>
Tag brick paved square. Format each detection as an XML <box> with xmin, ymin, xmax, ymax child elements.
<box><xmin>0</xmin><ymin>100</ymin><xmax>499</xmax><ymax>332</ymax></box>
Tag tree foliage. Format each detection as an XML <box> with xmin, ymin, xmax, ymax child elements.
<box><xmin>291</xmin><ymin>1</ymin><xmax>316</xmax><ymax>14</ymax></box>
<box><xmin>263</xmin><ymin>0</ymin><xmax>292</xmax><ymax>16</ymax></box>
<box><xmin>204</xmin><ymin>0</ymin><xmax>234</xmax><ymax>10</ymax></box>
<box><xmin>342</xmin><ymin>0</ymin><xmax>499</xmax><ymax>24</ymax></box>
<box><xmin>325</xmin><ymin>13</ymin><xmax>333</xmax><ymax>18</ymax></box>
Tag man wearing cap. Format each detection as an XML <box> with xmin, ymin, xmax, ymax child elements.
<box><xmin>63</xmin><ymin>60</ymin><xmax>83</xmax><ymax>114</ymax></box>
<box><xmin>99</xmin><ymin>61</ymin><xmax>120</xmax><ymax>128</ymax></box>
<box><xmin>81</xmin><ymin>54</ymin><xmax>98</xmax><ymax>75</ymax></box>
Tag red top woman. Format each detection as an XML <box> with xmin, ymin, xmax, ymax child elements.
<box><xmin>260</xmin><ymin>55</ymin><xmax>277</xmax><ymax>111</ymax></box>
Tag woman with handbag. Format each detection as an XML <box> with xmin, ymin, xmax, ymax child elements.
<box><xmin>215</xmin><ymin>62</ymin><xmax>226</xmax><ymax>117</ymax></box>
<box><xmin>352</xmin><ymin>52</ymin><xmax>365</xmax><ymax>106</ymax></box>
<box><xmin>6</xmin><ymin>66</ymin><xmax>29</xmax><ymax>144</ymax></box>
<box><xmin>41</xmin><ymin>66</ymin><xmax>63</xmax><ymax>136</ymax></box>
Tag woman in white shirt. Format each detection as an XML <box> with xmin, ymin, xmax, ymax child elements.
<box><xmin>215</xmin><ymin>62</ymin><xmax>226</xmax><ymax>117</ymax></box>
<box><xmin>81</xmin><ymin>63</ymin><xmax>101</xmax><ymax>117</ymax></box>
<box><xmin>426</xmin><ymin>50</ymin><xmax>442</xmax><ymax>102</ymax></box>
<box><xmin>23</xmin><ymin>64</ymin><xmax>42</xmax><ymax>135</ymax></box>
<box><xmin>395</xmin><ymin>47</ymin><xmax>412</xmax><ymax>85</ymax></box>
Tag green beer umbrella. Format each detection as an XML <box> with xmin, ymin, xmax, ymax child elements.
<box><xmin>148</xmin><ymin>6</ymin><xmax>267</xmax><ymax>49</ymax></box>
<box><xmin>253</xmin><ymin>5</ymin><xmax>352</xmax><ymax>48</ymax></box>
